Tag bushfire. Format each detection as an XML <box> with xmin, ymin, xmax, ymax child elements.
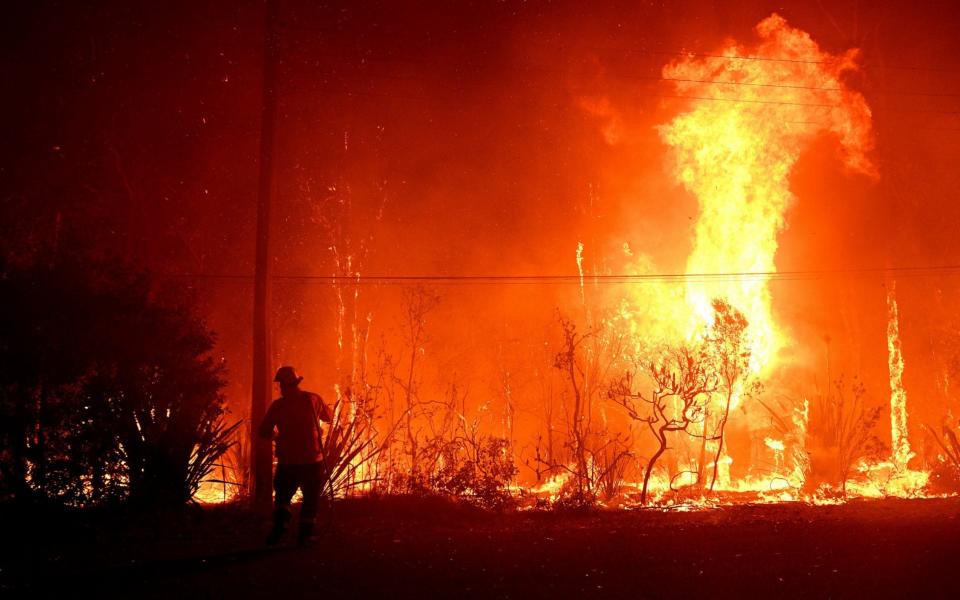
<box><xmin>195</xmin><ymin>13</ymin><xmax>950</xmax><ymax>509</ymax></box>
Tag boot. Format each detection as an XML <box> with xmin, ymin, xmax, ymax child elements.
<box><xmin>297</xmin><ymin>519</ymin><xmax>315</xmax><ymax>546</ymax></box>
<box><xmin>266</xmin><ymin>506</ymin><xmax>291</xmax><ymax>546</ymax></box>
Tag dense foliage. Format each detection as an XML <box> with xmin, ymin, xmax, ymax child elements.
<box><xmin>0</xmin><ymin>256</ymin><xmax>237</xmax><ymax>506</ymax></box>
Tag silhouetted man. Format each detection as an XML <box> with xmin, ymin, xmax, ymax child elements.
<box><xmin>259</xmin><ymin>366</ymin><xmax>332</xmax><ymax>545</ymax></box>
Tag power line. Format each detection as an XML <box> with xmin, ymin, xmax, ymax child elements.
<box><xmin>301</xmin><ymin>84</ymin><xmax>959</xmax><ymax>118</ymax></box>
<box><xmin>621</xmin><ymin>48</ymin><xmax>960</xmax><ymax>75</ymax></box>
<box><xmin>655</xmin><ymin>92</ymin><xmax>839</xmax><ymax>110</ymax></box>
<box><xmin>286</xmin><ymin>64</ymin><xmax>960</xmax><ymax>114</ymax></box>
<box><xmin>164</xmin><ymin>264</ymin><xmax>960</xmax><ymax>285</ymax></box>
<box><xmin>652</xmin><ymin>76</ymin><xmax>842</xmax><ymax>93</ymax></box>
<box><xmin>348</xmin><ymin>63</ymin><xmax>853</xmax><ymax>95</ymax></box>
<box><xmin>605</xmin><ymin>46</ymin><xmax>960</xmax><ymax>74</ymax></box>
<box><xmin>278</xmin><ymin>21</ymin><xmax>960</xmax><ymax>75</ymax></box>
<box><xmin>643</xmin><ymin>76</ymin><xmax>960</xmax><ymax>100</ymax></box>
<box><xmin>297</xmin><ymin>49</ymin><xmax>960</xmax><ymax>99</ymax></box>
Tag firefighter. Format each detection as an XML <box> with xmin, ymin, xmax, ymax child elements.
<box><xmin>258</xmin><ymin>366</ymin><xmax>332</xmax><ymax>545</ymax></box>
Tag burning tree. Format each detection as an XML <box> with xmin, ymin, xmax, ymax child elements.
<box><xmin>395</xmin><ymin>285</ymin><xmax>442</xmax><ymax>489</ymax></box>
<box><xmin>552</xmin><ymin>317</ymin><xmax>594</xmax><ymax>503</ymax></box>
<box><xmin>362</xmin><ymin>285</ymin><xmax>519</xmax><ymax>502</ymax></box>
<box><xmin>540</xmin><ymin>316</ymin><xmax>631</xmax><ymax>506</ymax></box>
<box><xmin>609</xmin><ymin>344</ymin><xmax>717</xmax><ymax>505</ymax></box>
<box><xmin>596</xmin><ymin>13</ymin><xmax>880</xmax><ymax>503</ymax></box>
<box><xmin>702</xmin><ymin>299</ymin><xmax>752</xmax><ymax>491</ymax></box>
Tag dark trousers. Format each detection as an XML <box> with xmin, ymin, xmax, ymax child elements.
<box><xmin>274</xmin><ymin>462</ymin><xmax>325</xmax><ymax>522</ymax></box>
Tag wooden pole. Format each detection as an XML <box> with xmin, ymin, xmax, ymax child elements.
<box><xmin>252</xmin><ymin>0</ymin><xmax>279</xmax><ymax>507</ymax></box>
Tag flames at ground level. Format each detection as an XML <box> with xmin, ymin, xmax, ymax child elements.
<box><xmin>193</xmin><ymin>284</ymin><xmax>939</xmax><ymax>508</ymax></box>
<box><xmin>192</xmin><ymin>270</ymin><xmax>947</xmax><ymax>507</ymax></box>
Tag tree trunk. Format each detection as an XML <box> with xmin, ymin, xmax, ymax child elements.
<box><xmin>709</xmin><ymin>391</ymin><xmax>734</xmax><ymax>491</ymax></box>
<box><xmin>566</xmin><ymin>356</ymin><xmax>589</xmax><ymax>500</ymax></box>
<box><xmin>406</xmin><ymin>344</ymin><xmax>418</xmax><ymax>482</ymax></box>
<box><xmin>697</xmin><ymin>412</ymin><xmax>709</xmax><ymax>489</ymax></box>
<box><xmin>641</xmin><ymin>431</ymin><xmax>668</xmax><ymax>506</ymax></box>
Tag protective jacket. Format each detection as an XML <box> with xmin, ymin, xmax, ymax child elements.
<box><xmin>259</xmin><ymin>390</ymin><xmax>331</xmax><ymax>465</ymax></box>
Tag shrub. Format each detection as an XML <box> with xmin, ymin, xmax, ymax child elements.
<box><xmin>433</xmin><ymin>436</ymin><xmax>518</xmax><ymax>510</ymax></box>
<box><xmin>0</xmin><ymin>257</ymin><xmax>237</xmax><ymax>506</ymax></box>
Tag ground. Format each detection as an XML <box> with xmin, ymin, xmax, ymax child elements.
<box><xmin>2</xmin><ymin>496</ymin><xmax>958</xmax><ymax>598</ymax></box>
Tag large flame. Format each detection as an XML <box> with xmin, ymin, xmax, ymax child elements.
<box><xmin>841</xmin><ymin>287</ymin><xmax>929</xmax><ymax>498</ymax></box>
<box><xmin>886</xmin><ymin>281</ymin><xmax>913</xmax><ymax>470</ymax></box>
<box><xmin>609</xmin><ymin>14</ymin><xmax>884</xmax><ymax>502</ymax></box>
<box><xmin>657</xmin><ymin>13</ymin><xmax>875</xmax><ymax>374</ymax></box>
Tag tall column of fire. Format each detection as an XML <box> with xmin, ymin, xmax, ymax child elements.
<box><xmin>657</xmin><ymin>14</ymin><xmax>876</xmax><ymax>377</ymax></box>
<box><xmin>646</xmin><ymin>15</ymin><xmax>877</xmax><ymax>490</ymax></box>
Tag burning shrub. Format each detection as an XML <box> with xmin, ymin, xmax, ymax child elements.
<box><xmin>433</xmin><ymin>436</ymin><xmax>518</xmax><ymax>510</ymax></box>
<box><xmin>925</xmin><ymin>421</ymin><xmax>960</xmax><ymax>493</ymax></box>
<box><xmin>543</xmin><ymin>316</ymin><xmax>632</xmax><ymax>507</ymax></box>
<box><xmin>322</xmin><ymin>386</ymin><xmax>392</xmax><ymax>497</ymax></box>
<box><xmin>806</xmin><ymin>376</ymin><xmax>885</xmax><ymax>495</ymax></box>
<box><xmin>701</xmin><ymin>299</ymin><xmax>752</xmax><ymax>491</ymax></box>
<box><xmin>592</xmin><ymin>435</ymin><xmax>633</xmax><ymax>502</ymax></box>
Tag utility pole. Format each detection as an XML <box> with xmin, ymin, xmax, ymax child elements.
<box><xmin>252</xmin><ymin>0</ymin><xmax>279</xmax><ymax>507</ymax></box>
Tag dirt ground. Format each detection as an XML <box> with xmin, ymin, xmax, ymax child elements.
<box><xmin>3</xmin><ymin>496</ymin><xmax>958</xmax><ymax>599</ymax></box>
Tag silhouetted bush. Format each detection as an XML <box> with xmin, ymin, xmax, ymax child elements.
<box><xmin>0</xmin><ymin>256</ymin><xmax>236</xmax><ymax>506</ymax></box>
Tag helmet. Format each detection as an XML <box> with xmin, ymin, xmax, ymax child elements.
<box><xmin>273</xmin><ymin>366</ymin><xmax>303</xmax><ymax>386</ymax></box>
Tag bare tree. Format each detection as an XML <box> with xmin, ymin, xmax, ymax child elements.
<box><xmin>552</xmin><ymin>316</ymin><xmax>593</xmax><ymax>502</ymax></box>
<box><xmin>394</xmin><ymin>286</ymin><xmax>441</xmax><ymax>488</ymax></box>
<box><xmin>610</xmin><ymin>345</ymin><xmax>717</xmax><ymax>505</ymax></box>
<box><xmin>531</xmin><ymin>314</ymin><xmax>630</xmax><ymax>506</ymax></box>
<box><xmin>703</xmin><ymin>299</ymin><xmax>751</xmax><ymax>491</ymax></box>
<box><xmin>417</xmin><ymin>382</ymin><xmax>469</xmax><ymax>484</ymax></box>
